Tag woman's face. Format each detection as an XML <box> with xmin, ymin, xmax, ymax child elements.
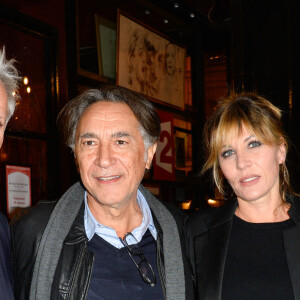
<box><xmin>218</xmin><ymin>125</ymin><xmax>286</xmax><ymax>205</ymax></box>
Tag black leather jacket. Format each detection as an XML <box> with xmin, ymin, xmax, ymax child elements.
<box><xmin>11</xmin><ymin>199</ymin><xmax>195</xmax><ymax>300</ymax></box>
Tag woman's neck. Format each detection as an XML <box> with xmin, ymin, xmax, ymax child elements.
<box><xmin>235</xmin><ymin>198</ymin><xmax>290</xmax><ymax>223</ymax></box>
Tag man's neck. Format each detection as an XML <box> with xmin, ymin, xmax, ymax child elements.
<box><xmin>87</xmin><ymin>197</ymin><xmax>143</xmax><ymax>238</ymax></box>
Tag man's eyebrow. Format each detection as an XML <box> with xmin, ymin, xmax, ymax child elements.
<box><xmin>79</xmin><ymin>132</ymin><xmax>131</xmax><ymax>139</ymax></box>
<box><xmin>111</xmin><ymin>131</ymin><xmax>130</xmax><ymax>138</ymax></box>
<box><xmin>79</xmin><ymin>133</ymin><xmax>98</xmax><ymax>139</ymax></box>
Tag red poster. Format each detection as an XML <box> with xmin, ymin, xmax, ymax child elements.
<box><xmin>153</xmin><ymin>110</ymin><xmax>175</xmax><ymax>181</ymax></box>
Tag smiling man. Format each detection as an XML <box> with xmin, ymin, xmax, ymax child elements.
<box><xmin>11</xmin><ymin>85</ymin><xmax>195</xmax><ymax>300</ymax></box>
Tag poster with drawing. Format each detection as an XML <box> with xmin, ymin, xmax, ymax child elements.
<box><xmin>117</xmin><ymin>12</ymin><xmax>186</xmax><ymax>109</ymax></box>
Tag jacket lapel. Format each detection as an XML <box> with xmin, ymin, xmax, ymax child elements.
<box><xmin>193</xmin><ymin>201</ymin><xmax>236</xmax><ymax>300</ymax></box>
<box><xmin>194</xmin><ymin>220</ymin><xmax>232</xmax><ymax>300</ymax></box>
<box><xmin>284</xmin><ymin>196</ymin><xmax>300</xmax><ymax>300</ymax></box>
<box><xmin>283</xmin><ymin>226</ymin><xmax>300</xmax><ymax>300</ymax></box>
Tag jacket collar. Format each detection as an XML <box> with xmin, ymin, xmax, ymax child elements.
<box><xmin>64</xmin><ymin>202</ymin><xmax>87</xmax><ymax>244</ymax></box>
<box><xmin>204</xmin><ymin>199</ymin><xmax>237</xmax><ymax>230</ymax></box>
<box><xmin>287</xmin><ymin>194</ymin><xmax>300</xmax><ymax>224</ymax></box>
<box><xmin>207</xmin><ymin>194</ymin><xmax>300</xmax><ymax>228</ymax></box>
<box><xmin>194</xmin><ymin>201</ymin><xmax>235</xmax><ymax>300</ymax></box>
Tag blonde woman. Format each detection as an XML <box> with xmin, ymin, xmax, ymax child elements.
<box><xmin>186</xmin><ymin>93</ymin><xmax>299</xmax><ymax>300</ymax></box>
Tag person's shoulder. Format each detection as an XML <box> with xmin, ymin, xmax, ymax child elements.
<box><xmin>186</xmin><ymin>200</ymin><xmax>237</xmax><ymax>237</ymax></box>
<box><xmin>0</xmin><ymin>211</ymin><xmax>10</xmax><ymax>243</ymax></box>
<box><xmin>185</xmin><ymin>207</ymin><xmax>216</xmax><ymax>237</ymax></box>
<box><xmin>0</xmin><ymin>211</ymin><xmax>8</xmax><ymax>228</ymax></box>
<box><xmin>139</xmin><ymin>184</ymin><xmax>187</xmax><ymax>224</ymax></box>
<box><xmin>11</xmin><ymin>200</ymin><xmax>57</xmax><ymax>237</ymax></box>
<box><xmin>159</xmin><ymin>200</ymin><xmax>186</xmax><ymax>217</ymax></box>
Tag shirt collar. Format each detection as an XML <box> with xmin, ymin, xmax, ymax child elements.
<box><xmin>84</xmin><ymin>188</ymin><xmax>157</xmax><ymax>248</ymax></box>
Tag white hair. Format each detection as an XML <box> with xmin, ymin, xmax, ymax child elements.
<box><xmin>138</xmin><ymin>125</ymin><xmax>156</xmax><ymax>161</ymax></box>
<box><xmin>0</xmin><ymin>47</ymin><xmax>20</xmax><ymax>124</ymax></box>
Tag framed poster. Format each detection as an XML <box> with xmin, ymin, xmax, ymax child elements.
<box><xmin>6</xmin><ymin>165</ymin><xmax>32</xmax><ymax>217</ymax></box>
<box><xmin>95</xmin><ymin>15</ymin><xmax>116</xmax><ymax>79</ymax></box>
<box><xmin>117</xmin><ymin>12</ymin><xmax>186</xmax><ymax>109</ymax></box>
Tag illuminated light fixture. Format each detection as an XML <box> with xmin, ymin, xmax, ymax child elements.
<box><xmin>26</xmin><ymin>86</ymin><xmax>31</xmax><ymax>94</ymax></box>
<box><xmin>207</xmin><ymin>198</ymin><xmax>225</xmax><ymax>208</ymax></box>
<box><xmin>181</xmin><ymin>200</ymin><xmax>192</xmax><ymax>210</ymax></box>
<box><xmin>208</xmin><ymin>199</ymin><xmax>217</xmax><ymax>205</ymax></box>
<box><xmin>23</xmin><ymin>76</ymin><xmax>29</xmax><ymax>85</ymax></box>
<box><xmin>190</xmin><ymin>12</ymin><xmax>195</xmax><ymax>18</ymax></box>
<box><xmin>14</xmin><ymin>116</ymin><xmax>18</xmax><ymax>120</ymax></box>
<box><xmin>12</xmin><ymin>91</ymin><xmax>16</xmax><ymax>96</ymax></box>
<box><xmin>145</xmin><ymin>9</ymin><xmax>150</xmax><ymax>15</ymax></box>
<box><xmin>174</xmin><ymin>2</ymin><xmax>179</xmax><ymax>8</ymax></box>
<box><xmin>163</xmin><ymin>18</ymin><xmax>169</xmax><ymax>24</ymax></box>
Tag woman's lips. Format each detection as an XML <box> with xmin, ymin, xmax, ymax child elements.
<box><xmin>240</xmin><ymin>176</ymin><xmax>260</xmax><ymax>183</ymax></box>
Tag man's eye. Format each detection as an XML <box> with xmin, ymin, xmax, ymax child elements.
<box><xmin>116</xmin><ymin>140</ymin><xmax>127</xmax><ymax>145</ymax></box>
<box><xmin>83</xmin><ymin>141</ymin><xmax>95</xmax><ymax>146</ymax></box>
<box><xmin>249</xmin><ymin>140</ymin><xmax>262</xmax><ymax>148</ymax></box>
<box><xmin>221</xmin><ymin>149</ymin><xmax>234</xmax><ymax>158</ymax></box>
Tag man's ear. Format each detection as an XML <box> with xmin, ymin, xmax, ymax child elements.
<box><xmin>145</xmin><ymin>142</ymin><xmax>157</xmax><ymax>169</ymax></box>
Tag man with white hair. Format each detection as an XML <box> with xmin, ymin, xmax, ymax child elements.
<box><xmin>0</xmin><ymin>47</ymin><xmax>20</xmax><ymax>300</ymax></box>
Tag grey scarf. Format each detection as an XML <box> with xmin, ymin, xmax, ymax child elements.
<box><xmin>30</xmin><ymin>182</ymin><xmax>185</xmax><ymax>300</ymax></box>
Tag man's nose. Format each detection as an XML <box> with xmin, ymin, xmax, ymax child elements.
<box><xmin>95</xmin><ymin>144</ymin><xmax>116</xmax><ymax>168</ymax></box>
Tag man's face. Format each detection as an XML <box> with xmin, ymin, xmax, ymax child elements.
<box><xmin>0</xmin><ymin>82</ymin><xmax>8</xmax><ymax>148</ymax></box>
<box><xmin>75</xmin><ymin>101</ymin><xmax>156</xmax><ymax>209</ymax></box>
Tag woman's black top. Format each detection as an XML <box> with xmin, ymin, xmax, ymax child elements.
<box><xmin>222</xmin><ymin>215</ymin><xmax>295</xmax><ymax>300</ymax></box>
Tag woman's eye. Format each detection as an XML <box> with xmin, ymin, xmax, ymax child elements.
<box><xmin>249</xmin><ymin>140</ymin><xmax>262</xmax><ymax>148</ymax></box>
<box><xmin>221</xmin><ymin>149</ymin><xmax>234</xmax><ymax>158</ymax></box>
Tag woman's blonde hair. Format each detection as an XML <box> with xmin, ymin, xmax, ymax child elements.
<box><xmin>202</xmin><ymin>92</ymin><xmax>293</xmax><ymax>200</ymax></box>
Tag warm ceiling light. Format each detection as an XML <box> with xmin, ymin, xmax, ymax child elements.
<box><xmin>23</xmin><ymin>76</ymin><xmax>29</xmax><ymax>85</ymax></box>
<box><xmin>26</xmin><ymin>86</ymin><xmax>31</xmax><ymax>94</ymax></box>
<box><xmin>174</xmin><ymin>2</ymin><xmax>179</xmax><ymax>8</ymax></box>
<box><xmin>190</xmin><ymin>12</ymin><xmax>195</xmax><ymax>18</ymax></box>
<box><xmin>163</xmin><ymin>18</ymin><xmax>169</xmax><ymax>24</ymax></box>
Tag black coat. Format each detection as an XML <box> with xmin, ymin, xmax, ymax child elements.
<box><xmin>0</xmin><ymin>212</ymin><xmax>14</xmax><ymax>300</ymax></box>
<box><xmin>185</xmin><ymin>195</ymin><xmax>300</xmax><ymax>300</ymax></box>
<box><xmin>11</xmin><ymin>196</ymin><xmax>195</xmax><ymax>300</ymax></box>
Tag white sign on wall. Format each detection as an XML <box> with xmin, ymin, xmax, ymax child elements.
<box><xmin>6</xmin><ymin>165</ymin><xmax>31</xmax><ymax>217</ymax></box>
